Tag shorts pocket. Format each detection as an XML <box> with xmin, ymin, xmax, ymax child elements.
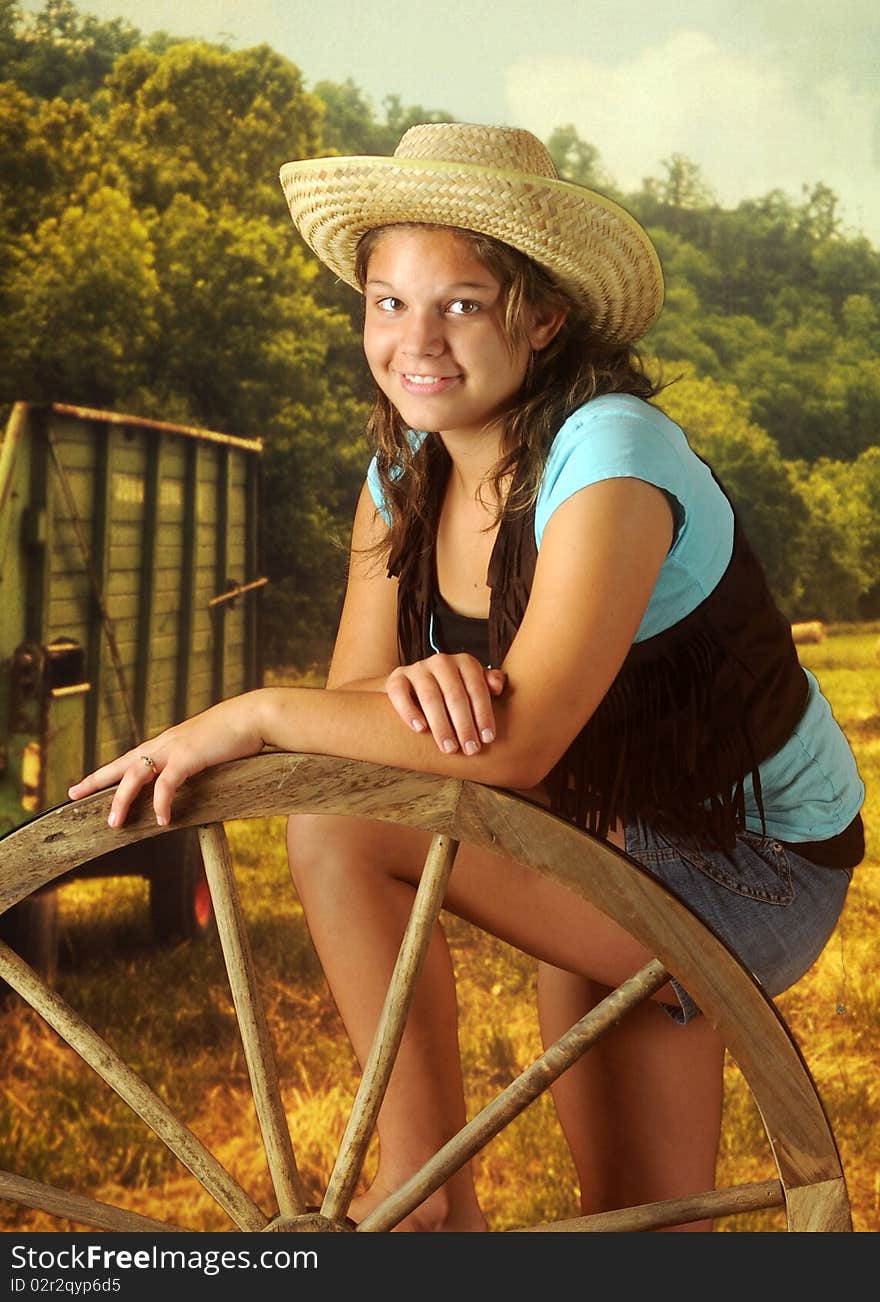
<box><xmin>673</xmin><ymin>829</ymin><xmax>795</xmax><ymax>905</ymax></box>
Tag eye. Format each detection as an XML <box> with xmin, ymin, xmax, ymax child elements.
<box><xmin>375</xmin><ymin>296</ymin><xmax>405</xmax><ymax>313</ymax></box>
<box><xmin>446</xmin><ymin>299</ymin><xmax>481</xmax><ymax>316</ymax></box>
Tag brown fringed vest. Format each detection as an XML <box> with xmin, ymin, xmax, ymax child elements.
<box><xmin>388</xmin><ymin>435</ymin><xmax>811</xmax><ymax>851</ymax></box>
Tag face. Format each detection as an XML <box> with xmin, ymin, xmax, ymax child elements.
<box><xmin>362</xmin><ymin>226</ymin><xmax>554</xmax><ymax>445</ymax></box>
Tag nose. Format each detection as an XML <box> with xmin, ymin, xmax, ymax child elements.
<box><xmin>400</xmin><ymin>308</ymin><xmax>444</xmax><ymax>358</ymax></box>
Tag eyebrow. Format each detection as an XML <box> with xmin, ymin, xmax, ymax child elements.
<box><xmin>366</xmin><ymin>279</ymin><xmax>496</xmax><ymax>291</ymax></box>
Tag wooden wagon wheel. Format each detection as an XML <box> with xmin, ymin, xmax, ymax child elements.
<box><xmin>0</xmin><ymin>751</ymin><xmax>851</xmax><ymax>1233</ymax></box>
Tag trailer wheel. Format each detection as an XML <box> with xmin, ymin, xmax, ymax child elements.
<box><xmin>0</xmin><ymin>891</ymin><xmax>59</xmax><ymax>1002</ymax></box>
<box><xmin>148</xmin><ymin>829</ymin><xmax>214</xmax><ymax>946</ymax></box>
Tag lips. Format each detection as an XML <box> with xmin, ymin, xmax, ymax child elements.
<box><xmin>397</xmin><ymin>371</ymin><xmax>460</xmax><ymax>395</ymax></box>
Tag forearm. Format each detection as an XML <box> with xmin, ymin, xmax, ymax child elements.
<box><xmin>328</xmin><ymin>674</ymin><xmax>389</xmax><ymax>692</ymax></box>
<box><xmin>254</xmin><ymin>684</ymin><xmax>542</xmax><ymax>789</ymax></box>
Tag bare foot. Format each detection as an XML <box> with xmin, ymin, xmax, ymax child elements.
<box><xmin>349</xmin><ymin>1181</ymin><xmax>487</xmax><ymax>1232</ymax></box>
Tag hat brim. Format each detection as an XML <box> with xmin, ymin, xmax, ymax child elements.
<box><xmin>279</xmin><ymin>154</ymin><xmax>664</xmax><ymax>345</ymax></box>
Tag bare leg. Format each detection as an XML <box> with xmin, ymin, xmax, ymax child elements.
<box><xmin>287</xmin><ymin>811</ymin><xmax>723</xmax><ymax>1232</ymax></box>
<box><xmin>287</xmin><ymin>813</ymin><xmax>485</xmax><ymax>1232</ymax></box>
<box><xmin>537</xmin><ymin>965</ymin><xmax>724</xmax><ymax>1231</ymax></box>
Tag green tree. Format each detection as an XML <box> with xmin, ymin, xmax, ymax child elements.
<box><xmin>0</xmin><ymin>185</ymin><xmax>159</xmax><ymax>406</ymax></box>
<box><xmin>312</xmin><ymin>78</ymin><xmax>387</xmax><ymax>156</ymax></box>
<box><xmin>546</xmin><ymin>124</ymin><xmax>610</xmax><ymax>190</ymax></box>
<box><xmin>850</xmin><ymin>446</ymin><xmax>880</xmax><ymax>616</ymax></box>
<box><xmin>5</xmin><ymin>0</ymin><xmax>141</xmax><ymax>100</ymax></box>
<box><xmin>103</xmin><ymin>41</ymin><xmax>323</xmax><ymax>219</ymax></box>
<box><xmin>374</xmin><ymin>93</ymin><xmax>454</xmax><ymax>152</ymax></box>
<box><xmin>656</xmin><ymin>367</ymin><xmax>810</xmax><ymax>612</ymax></box>
<box><xmin>646</xmin><ymin>152</ymin><xmax>717</xmax><ymax>210</ymax></box>
<box><xmin>789</xmin><ymin>458</ymin><xmax>867</xmax><ymax>620</ymax></box>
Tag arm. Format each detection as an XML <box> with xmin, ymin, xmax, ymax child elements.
<box><xmin>322</xmin><ymin>480</ymin><xmax>401</xmax><ymax>692</ymax></box>
<box><xmin>70</xmin><ymin>476</ymin><xmax>672</xmax><ymax>826</ymax></box>
<box><xmin>323</xmin><ymin>482</ymin><xmax>506</xmax><ymax>742</ymax></box>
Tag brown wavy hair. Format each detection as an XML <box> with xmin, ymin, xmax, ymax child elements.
<box><xmin>354</xmin><ymin>223</ymin><xmax>663</xmax><ymax>559</ymax></box>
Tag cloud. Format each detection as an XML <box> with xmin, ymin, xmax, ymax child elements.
<box><xmin>505</xmin><ymin>29</ymin><xmax>880</xmax><ymax>240</ymax></box>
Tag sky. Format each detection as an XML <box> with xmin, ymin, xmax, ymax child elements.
<box><xmin>21</xmin><ymin>0</ymin><xmax>880</xmax><ymax>246</ymax></box>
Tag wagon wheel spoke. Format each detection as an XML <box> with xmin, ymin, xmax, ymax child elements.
<box><xmin>357</xmin><ymin>956</ymin><xmax>669</xmax><ymax>1231</ymax></box>
<box><xmin>514</xmin><ymin>1179</ymin><xmax>786</xmax><ymax>1232</ymax></box>
<box><xmin>355</xmin><ymin>956</ymin><xmax>791</xmax><ymax>1234</ymax></box>
<box><xmin>523</xmin><ymin>1180</ymin><xmax>787</xmax><ymax>1232</ymax></box>
<box><xmin>320</xmin><ymin>833</ymin><xmax>460</xmax><ymax>1225</ymax></box>
<box><xmin>0</xmin><ymin>753</ymin><xmax>853</xmax><ymax>1233</ymax></box>
<box><xmin>0</xmin><ymin>1170</ymin><xmax>190</xmax><ymax>1234</ymax></box>
<box><xmin>0</xmin><ymin>940</ymin><xmax>267</xmax><ymax>1230</ymax></box>
<box><xmin>196</xmin><ymin>822</ymin><xmax>305</xmax><ymax>1220</ymax></box>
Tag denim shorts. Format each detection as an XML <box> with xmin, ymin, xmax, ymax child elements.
<box><xmin>623</xmin><ymin>822</ymin><xmax>852</xmax><ymax>1024</ymax></box>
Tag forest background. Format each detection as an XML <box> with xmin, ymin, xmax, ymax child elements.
<box><xmin>1</xmin><ymin>0</ymin><xmax>878</xmax><ymax>1238</ymax></box>
<box><xmin>1</xmin><ymin>0</ymin><xmax>879</xmax><ymax>668</ymax></box>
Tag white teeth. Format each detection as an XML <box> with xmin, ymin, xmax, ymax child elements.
<box><xmin>404</xmin><ymin>374</ymin><xmax>444</xmax><ymax>385</ymax></box>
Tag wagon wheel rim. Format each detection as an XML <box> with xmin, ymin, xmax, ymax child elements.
<box><xmin>0</xmin><ymin>752</ymin><xmax>851</xmax><ymax>1232</ymax></box>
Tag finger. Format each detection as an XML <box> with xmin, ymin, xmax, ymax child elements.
<box><xmin>403</xmin><ymin>666</ymin><xmax>461</xmax><ymax>753</ymax></box>
<box><xmin>106</xmin><ymin>759</ymin><xmax>156</xmax><ymax>828</ymax></box>
<box><xmin>152</xmin><ymin>758</ymin><xmax>194</xmax><ymax>826</ymax></box>
<box><xmin>385</xmin><ymin>670</ymin><xmax>428</xmax><ymax>734</ymax></box>
<box><xmin>455</xmin><ymin>660</ymin><xmax>500</xmax><ymax>746</ymax></box>
<box><xmin>68</xmin><ymin>753</ymin><xmax>138</xmax><ymax>800</ymax></box>
<box><xmin>485</xmin><ymin>668</ymin><xmax>507</xmax><ymax>696</ymax></box>
<box><xmin>427</xmin><ymin>659</ymin><xmax>487</xmax><ymax>754</ymax></box>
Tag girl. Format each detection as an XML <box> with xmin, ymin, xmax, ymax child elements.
<box><xmin>70</xmin><ymin>123</ymin><xmax>865</xmax><ymax>1232</ymax></box>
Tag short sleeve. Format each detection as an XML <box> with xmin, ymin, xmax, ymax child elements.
<box><xmin>536</xmin><ymin>394</ymin><xmax>735</xmax><ymax>639</ymax></box>
<box><xmin>366</xmin><ymin>454</ymin><xmax>390</xmax><ymax>524</ymax></box>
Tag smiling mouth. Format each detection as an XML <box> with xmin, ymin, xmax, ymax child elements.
<box><xmin>397</xmin><ymin>372</ymin><xmax>461</xmax><ymax>395</ymax></box>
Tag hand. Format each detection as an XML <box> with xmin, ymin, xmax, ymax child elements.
<box><xmin>385</xmin><ymin>654</ymin><xmax>506</xmax><ymax>756</ymax></box>
<box><xmin>67</xmin><ymin>692</ymin><xmax>267</xmax><ymax>828</ymax></box>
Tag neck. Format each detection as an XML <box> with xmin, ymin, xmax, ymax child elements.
<box><xmin>438</xmin><ymin>423</ymin><xmax>505</xmax><ymax>503</ymax></box>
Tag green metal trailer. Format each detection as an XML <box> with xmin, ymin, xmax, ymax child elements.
<box><xmin>0</xmin><ymin>401</ymin><xmax>264</xmax><ymax>984</ymax></box>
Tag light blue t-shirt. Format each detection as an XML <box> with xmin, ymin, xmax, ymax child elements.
<box><xmin>366</xmin><ymin>394</ymin><xmax>864</xmax><ymax>842</ymax></box>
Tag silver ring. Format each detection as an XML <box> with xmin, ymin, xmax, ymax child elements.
<box><xmin>141</xmin><ymin>755</ymin><xmax>158</xmax><ymax>778</ymax></box>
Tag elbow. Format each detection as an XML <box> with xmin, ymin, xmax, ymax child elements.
<box><xmin>472</xmin><ymin>740</ymin><xmax>558</xmax><ymax>793</ymax></box>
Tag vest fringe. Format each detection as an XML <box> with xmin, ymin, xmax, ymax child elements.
<box><xmin>388</xmin><ymin>433</ymin><xmax>806</xmax><ymax>853</ymax></box>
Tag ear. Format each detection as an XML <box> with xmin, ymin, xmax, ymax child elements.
<box><xmin>526</xmin><ymin>306</ymin><xmax>568</xmax><ymax>352</ymax></box>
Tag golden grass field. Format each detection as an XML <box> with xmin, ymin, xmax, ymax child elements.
<box><xmin>0</xmin><ymin>623</ymin><xmax>877</xmax><ymax>1233</ymax></box>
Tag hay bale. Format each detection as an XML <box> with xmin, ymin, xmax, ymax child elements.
<box><xmin>791</xmin><ymin>621</ymin><xmax>825</xmax><ymax>644</ymax></box>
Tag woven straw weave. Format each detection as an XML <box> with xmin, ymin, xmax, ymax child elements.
<box><xmin>280</xmin><ymin>123</ymin><xmax>663</xmax><ymax>345</ymax></box>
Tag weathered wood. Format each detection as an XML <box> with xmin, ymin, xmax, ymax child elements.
<box><xmin>784</xmin><ymin>1177</ymin><xmax>853</xmax><ymax>1232</ymax></box>
<box><xmin>357</xmin><ymin>959</ymin><xmax>670</xmax><ymax>1232</ymax></box>
<box><xmin>0</xmin><ymin>1169</ymin><xmax>188</xmax><ymax>1233</ymax></box>
<box><xmin>454</xmin><ymin>780</ymin><xmax>850</xmax><ymax>1207</ymax></box>
<box><xmin>512</xmin><ymin>1179</ymin><xmax>786</xmax><ymax>1232</ymax></box>
<box><xmin>321</xmin><ymin>833</ymin><xmax>460</xmax><ymax>1224</ymax></box>
<box><xmin>197</xmin><ymin>823</ymin><xmax>305</xmax><ymax>1218</ymax></box>
<box><xmin>0</xmin><ymin>754</ymin><xmax>463</xmax><ymax>913</ymax></box>
<box><xmin>0</xmin><ymin>940</ymin><xmax>267</xmax><ymax>1230</ymax></box>
<box><xmin>0</xmin><ymin>752</ymin><xmax>853</xmax><ymax>1232</ymax></box>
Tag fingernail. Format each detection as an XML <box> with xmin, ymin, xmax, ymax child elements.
<box><xmin>411</xmin><ymin>718</ymin><xmax>425</xmax><ymax>732</ymax></box>
<box><xmin>156</xmin><ymin>814</ymin><xmax>168</xmax><ymax>827</ymax></box>
<box><xmin>481</xmin><ymin>728</ymin><xmax>495</xmax><ymax>743</ymax></box>
<box><xmin>442</xmin><ymin>738</ymin><xmax>457</xmax><ymax>753</ymax></box>
<box><xmin>464</xmin><ymin>740</ymin><xmax>479</xmax><ymax>756</ymax></box>
<box><xmin>107</xmin><ymin>811</ymin><xmax>117</xmax><ymax>828</ymax></box>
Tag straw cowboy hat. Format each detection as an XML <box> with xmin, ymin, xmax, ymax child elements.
<box><xmin>279</xmin><ymin>122</ymin><xmax>664</xmax><ymax>346</ymax></box>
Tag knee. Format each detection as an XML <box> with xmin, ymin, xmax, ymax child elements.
<box><xmin>286</xmin><ymin>812</ymin><xmax>394</xmax><ymax>899</ymax></box>
<box><xmin>286</xmin><ymin>813</ymin><xmax>341</xmax><ymax>894</ymax></box>
<box><xmin>286</xmin><ymin>813</ymin><xmax>423</xmax><ymax>899</ymax></box>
